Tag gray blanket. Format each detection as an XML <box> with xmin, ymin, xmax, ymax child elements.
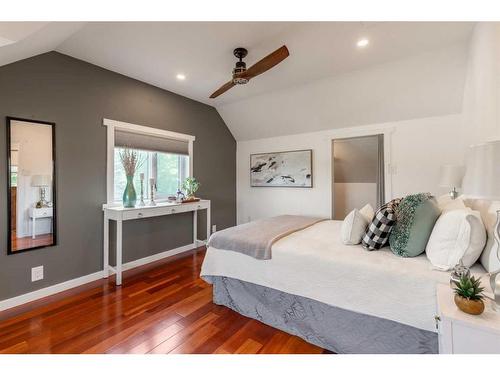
<box><xmin>207</xmin><ymin>215</ymin><xmax>325</xmax><ymax>260</ymax></box>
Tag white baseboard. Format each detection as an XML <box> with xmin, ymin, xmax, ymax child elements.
<box><xmin>0</xmin><ymin>271</ymin><xmax>104</xmax><ymax>312</ymax></box>
<box><xmin>0</xmin><ymin>243</ymin><xmax>198</xmax><ymax>312</ymax></box>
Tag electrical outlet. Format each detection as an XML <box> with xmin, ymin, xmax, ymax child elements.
<box><xmin>31</xmin><ymin>266</ymin><xmax>44</xmax><ymax>282</ymax></box>
<box><xmin>212</xmin><ymin>224</ymin><xmax>217</xmax><ymax>233</ymax></box>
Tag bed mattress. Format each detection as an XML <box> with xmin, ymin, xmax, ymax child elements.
<box><xmin>201</xmin><ymin>220</ymin><xmax>487</xmax><ymax>332</ymax></box>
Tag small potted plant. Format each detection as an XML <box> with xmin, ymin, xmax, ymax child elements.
<box><xmin>181</xmin><ymin>177</ymin><xmax>200</xmax><ymax>203</ymax></box>
<box><xmin>453</xmin><ymin>275</ymin><xmax>485</xmax><ymax>315</ymax></box>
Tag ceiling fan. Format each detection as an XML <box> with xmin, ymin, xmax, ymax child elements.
<box><xmin>209</xmin><ymin>45</ymin><xmax>289</xmax><ymax>99</ymax></box>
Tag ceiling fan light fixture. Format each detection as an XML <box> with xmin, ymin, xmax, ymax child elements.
<box><xmin>232</xmin><ymin>77</ymin><xmax>249</xmax><ymax>85</ymax></box>
<box><xmin>232</xmin><ymin>55</ymin><xmax>248</xmax><ymax>84</ymax></box>
<box><xmin>209</xmin><ymin>45</ymin><xmax>289</xmax><ymax>98</ymax></box>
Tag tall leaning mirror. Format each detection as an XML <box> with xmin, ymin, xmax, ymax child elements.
<box><xmin>6</xmin><ymin>117</ymin><xmax>56</xmax><ymax>254</ymax></box>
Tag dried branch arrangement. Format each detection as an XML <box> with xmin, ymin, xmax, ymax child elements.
<box><xmin>119</xmin><ymin>148</ymin><xmax>144</xmax><ymax>177</ymax></box>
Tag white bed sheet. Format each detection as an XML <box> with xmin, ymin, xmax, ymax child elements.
<box><xmin>201</xmin><ymin>220</ymin><xmax>487</xmax><ymax>332</ymax></box>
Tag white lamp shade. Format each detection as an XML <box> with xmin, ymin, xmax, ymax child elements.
<box><xmin>439</xmin><ymin>165</ymin><xmax>464</xmax><ymax>188</ymax></box>
<box><xmin>31</xmin><ymin>174</ymin><xmax>51</xmax><ymax>187</ymax></box>
<box><xmin>462</xmin><ymin>140</ymin><xmax>500</xmax><ymax>200</ymax></box>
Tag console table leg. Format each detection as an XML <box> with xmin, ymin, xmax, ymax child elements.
<box><xmin>103</xmin><ymin>212</ymin><xmax>109</xmax><ymax>278</ymax></box>
<box><xmin>206</xmin><ymin>204</ymin><xmax>211</xmax><ymax>242</ymax></box>
<box><xmin>32</xmin><ymin>217</ymin><xmax>36</xmax><ymax>239</ymax></box>
<box><xmin>116</xmin><ymin>219</ymin><xmax>123</xmax><ymax>286</ymax></box>
<box><xmin>193</xmin><ymin>210</ymin><xmax>198</xmax><ymax>246</ymax></box>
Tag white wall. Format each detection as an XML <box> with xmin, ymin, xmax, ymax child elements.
<box><xmin>462</xmin><ymin>23</ymin><xmax>500</xmax><ymax>143</ymax></box>
<box><xmin>237</xmin><ymin>114</ymin><xmax>466</xmax><ymax>224</ymax></box>
<box><xmin>235</xmin><ymin>22</ymin><xmax>500</xmax><ymax>224</ymax></box>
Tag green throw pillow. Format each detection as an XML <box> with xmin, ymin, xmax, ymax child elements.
<box><xmin>389</xmin><ymin>193</ymin><xmax>440</xmax><ymax>258</ymax></box>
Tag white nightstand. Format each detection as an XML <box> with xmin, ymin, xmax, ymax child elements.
<box><xmin>436</xmin><ymin>283</ymin><xmax>500</xmax><ymax>353</ymax></box>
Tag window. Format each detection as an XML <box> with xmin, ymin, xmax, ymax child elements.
<box><xmin>114</xmin><ymin>148</ymin><xmax>189</xmax><ymax>202</ymax></box>
<box><xmin>104</xmin><ymin>119</ymin><xmax>195</xmax><ymax>205</ymax></box>
<box><xmin>10</xmin><ymin>165</ymin><xmax>18</xmax><ymax>187</ymax></box>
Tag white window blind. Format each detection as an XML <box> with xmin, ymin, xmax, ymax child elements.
<box><xmin>114</xmin><ymin>130</ymin><xmax>189</xmax><ymax>155</ymax></box>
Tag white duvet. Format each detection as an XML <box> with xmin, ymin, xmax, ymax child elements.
<box><xmin>201</xmin><ymin>220</ymin><xmax>487</xmax><ymax>332</ymax></box>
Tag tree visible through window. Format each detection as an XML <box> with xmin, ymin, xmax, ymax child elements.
<box><xmin>10</xmin><ymin>166</ymin><xmax>18</xmax><ymax>187</ymax></box>
<box><xmin>114</xmin><ymin>148</ymin><xmax>188</xmax><ymax>202</ymax></box>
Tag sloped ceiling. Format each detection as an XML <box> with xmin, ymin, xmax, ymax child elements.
<box><xmin>218</xmin><ymin>43</ymin><xmax>469</xmax><ymax>140</ymax></box>
<box><xmin>0</xmin><ymin>22</ymin><xmax>84</xmax><ymax>66</ymax></box>
<box><xmin>0</xmin><ymin>21</ymin><xmax>474</xmax><ymax>140</ymax></box>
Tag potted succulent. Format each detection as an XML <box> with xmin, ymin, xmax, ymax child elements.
<box><xmin>453</xmin><ymin>275</ymin><xmax>485</xmax><ymax>315</ymax></box>
<box><xmin>181</xmin><ymin>177</ymin><xmax>200</xmax><ymax>202</ymax></box>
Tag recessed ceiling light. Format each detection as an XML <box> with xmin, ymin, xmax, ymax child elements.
<box><xmin>176</xmin><ymin>73</ymin><xmax>186</xmax><ymax>80</ymax></box>
<box><xmin>356</xmin><ymin>38</ymin><xmax>369</xmax><ymax>48</ymax></box>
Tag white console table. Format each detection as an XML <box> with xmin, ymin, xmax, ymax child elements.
<box><xmin>29</xmin><ymin>207</ymin><xmax>53</xmax><ymax>239</ymax></box>
<box><xmin>103</xmin><ymin>199</ymin><xmax>210</xmax><ymax>285</ymax></box>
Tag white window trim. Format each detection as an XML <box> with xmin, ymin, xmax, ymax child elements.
<box><xmin>103</xmin><ymin>118</ymin><xmax>195</xmax><ymax>206</ymax></box>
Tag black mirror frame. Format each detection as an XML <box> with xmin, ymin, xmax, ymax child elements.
<box><xmin>6</xmin><ymin>116</ymin><xmax>57</xmax><ymax>255</ymax></box>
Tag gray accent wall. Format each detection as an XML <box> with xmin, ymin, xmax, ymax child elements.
<box><xmin>0</xmin><ymin>52</ymin><xmax>236</xmax><ymax>300</ymax></box>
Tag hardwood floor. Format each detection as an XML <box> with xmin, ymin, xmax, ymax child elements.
<box><xmin>0</xmin><ymin>247</ymin><xmax>327</xmax><ymax>354</ymax></box>
<box><xmin>11</xmin><ymin>231</ymin><xmax>53</xmax><ymax>252</ymax></box>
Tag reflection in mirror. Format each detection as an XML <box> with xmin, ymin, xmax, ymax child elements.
<box><xmin>7</xmin><ymin>117</ymin><xmax>56</xmax><ymax>254</ymax></box>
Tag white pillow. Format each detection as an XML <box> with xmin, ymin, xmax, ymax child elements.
<box><xmin>341</xmin><ymin>204</ymin><xmax>374</xmax><ymax>245</ymax></box>
<box><xmin>426</xmin><ymin>209</ymin><xmax>486</xmax><ymax>270</ymax></box>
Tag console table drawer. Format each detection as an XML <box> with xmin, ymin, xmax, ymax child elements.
<box><xmin>30</xmin><ymin>207</ymin><xmax>53</xmax><ymax>218</ymax></box>
<box><xmin>183</xmin><ymin>201</ymin><xmax>210</xmax><ymax>211</ymax></box>
<box><xmin>122</xmin><ymin>205</ymin><xmax>189</xmax><ymax>220</ymax></box>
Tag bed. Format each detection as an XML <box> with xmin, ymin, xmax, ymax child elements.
<box><xmin>201</xmin><ymin>219</ymin><xmax>489</xmax><ymax>354</ymax></box>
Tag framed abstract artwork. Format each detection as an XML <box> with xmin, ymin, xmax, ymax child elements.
<box><xmin>250</xmin><ymin>149</ymin><xmax>313</xmax><ymax>187</ymax></box>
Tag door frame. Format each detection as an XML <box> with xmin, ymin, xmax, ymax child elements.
<box><xmin>330</xmin><ymin>127</ymin><xmax>394</xmax><ymax>218</ymax></box>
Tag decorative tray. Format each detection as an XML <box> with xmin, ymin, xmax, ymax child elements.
<box><xmin>181</xmin><ymin>197</ymin><xmax>200</xmax><ymax>203</ymax></box>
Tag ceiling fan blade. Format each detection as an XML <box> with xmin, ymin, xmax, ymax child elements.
<box><xmin>241</xmin><ymin>45</ymin><xmax>289</xmax><ymax>80</ymax></box>
<box><xmin>209</xmin><ymin>80</ymin><xmax>236</xmax><ymax>98</ymax></box>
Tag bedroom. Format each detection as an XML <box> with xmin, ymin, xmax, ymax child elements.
<box><xmin>1</xmin><ymin>0</ymin><xmax>500</xmax><ymax>372</ymax></box>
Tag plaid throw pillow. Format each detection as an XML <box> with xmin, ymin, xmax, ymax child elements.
<box><xmin>362</xmin><ymin>198</ymin><xmax>401</xmax><ymax>250</ymax></box>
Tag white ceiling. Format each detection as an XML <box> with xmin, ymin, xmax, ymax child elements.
<box><xmin>219</xmin><ymin>43</ymin><xmax>469</xmax><ymax>140</ymax></box>
<box><xmin>57</xmin><ymin>22</ymin><xmax>474</xmax><ymax>106</ymax></box>
<box><xmin>0</xmin><ymin>22</ymin><xmax>84</xmax><ymax>66</ymax></box>
<box><xmin>0</xmin><ymin>21</ymin><xmax>475</xmax><ymax>139</ymax></box>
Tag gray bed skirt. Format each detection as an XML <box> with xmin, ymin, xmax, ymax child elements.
<box><xmin>205</xmin><ymin>275</ymin><xmax>438</xmax><ymax>354</ymax></box>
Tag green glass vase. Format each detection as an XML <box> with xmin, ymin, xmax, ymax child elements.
<box><xmin>123</xmin><ymin>175</ymin><xmax>137</xmax><ymax>208</ymax></box>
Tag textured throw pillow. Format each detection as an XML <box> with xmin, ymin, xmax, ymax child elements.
<box><xmin>426</xmin><ymin>209</ymin><xmax>486</xmax><ymax>270</ymax></box>
<box><xmin>389</xmin><ymin>193</ymin><xmax>440</xmax><ymax>258</ymax></box>
<box><xmin>362</xmin><ymin>198</ymin><xmax>401</xmax><ymax>250</ymax></box>
<box><xmin>341</xmin><ymin>204</ymin><xmax>374</xmax><ymax>245</ymax></box>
